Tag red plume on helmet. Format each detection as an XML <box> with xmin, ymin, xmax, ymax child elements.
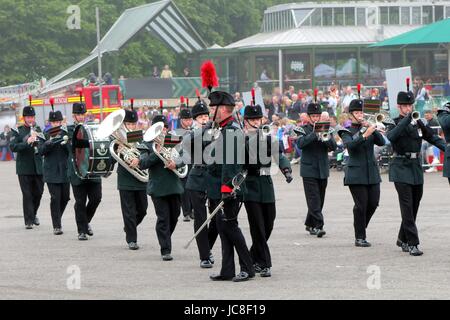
<box><xmin>406</xmin><ymin>78</ymin><xmax>410</xmax><ymax>92</ymax></box>
<box><xmin>159</xmin><ymin>100</ymin><xmax>164</xmax><ymax>113</ymax></box>
<box><xmin>130</xmin><ymin>98</ymin><xmax>134</xmax><ymax>111</ymax></box>
<box><xmin>201</xmin><ymin>60</ymin><xmax>219</xmax><ymax>93</ymax></box>
<box><xmin>28</xmin><ymin>95</ymin><xmax>33</xmax><ymax>106</ymax></box>
<box><xmin>251</xmin><ymin>88</ymin><xmax>256</xmax><ymax>106</ymax></box>
<box><xmin>50</xmin><ymin>97</ymin><xmax>55</xmax><ymax>112</ymax></box>
<box><xmin>186</xmin><ymin>98</ymin><xmax>189</xmax><ymax>108</ymax></box>
<box><xmin>180</xmin><ymin>96</ymin><xmax>185</xmax><ymax>105</ymax></box>
<box><xmin>314</xmin><ymin>88</ymin><xmax>318</xmax><ymax>103</ymax></box>
<box><xmin>357</xmin><ymin>83</ymin><xmax>362</xmax><ymax>99</ymax></box>
<box><xmin>195</xmin><ymin>88</ymin><xmax>201</xmax><ymax>101</ymax></box>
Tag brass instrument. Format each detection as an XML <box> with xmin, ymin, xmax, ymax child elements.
<box><xmin>96</xmin><ymin>110</ymin><xmax>149</xmax><ymax>183</ymax></box>
<box><xmin>410</xmin><ymin>111</ymin><xmax>423</xmax><ymax>137</ymax></box>
<box><xmin>29</xmin><ymin>125</ymin><xmax>45</xmax><ymax>154</ymax></box>
<box><xmin>143</xmin><ymin>122</ymin><xmax>188</xmax><ymax>179</ymax></box>
<box><xmin>260</xmin><ymin>124</ymin><xmax>271</xmax><ymax>137</ymax></box>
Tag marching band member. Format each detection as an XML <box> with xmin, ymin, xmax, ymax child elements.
<box><xmin>437</xmin><ymin>102</ymin><xmax>450</xmax><ymax>185</ymax></box>
<box><xmin>139</xmin><ymin>114</ymin><xmax>183</xmax><ymax>261</ymax></box>
<box><xmin>243</xmin><ymin>102</ymin><xmax>292</xmax><ymax>278</ymax></box>
<box><xmin>116</xmin><ymin>104</ymin><xmax>148</xmax><ymax>250</ymax></box>
<box><xmin>338</xmin><ymin>94</ymin><xmax>385</xmax><ymax>247</ymax></box>
<box><xmin>185</xmin><ymin>96</ymin><xmax>218</xmax><ymax>268</ymax></box>
<box><xmin>67</xmin><ymin>101</ymin><xmax>102</xmax><ymax>241</ymax></box>
<box><xmin>206</xmin><ymin>91</ymin><xmax>255</xmax><ymax>282</ymax></box>
<box><xmin>178</xmin><ymin>99</ymin><xmax>195</xmax><ymax>222</ymax></box>
<box><xmin>386</xmin><ymin>79</ymin><xmax>446</xmax><ymax>256</ymax></box>
<box><xmin>297</xmin><ymin>91</ymin><xmax>337</xmax><ymax>237</ymax></box>
<box><xmin>10</xmin><ymin>99</ymin><xmax>44</xmax><ymax>229</ymax></box>
<box><xmin>38</xmin><ymin>106</ymin><xmax>70</xmax><ymax>235</ymax></box>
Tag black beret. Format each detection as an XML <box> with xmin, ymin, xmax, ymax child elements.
<box><xmin>49</xmin><ymin>111</ymin><xmax>63</xmax><ymax>122</ymax></box>
<box><xmin>208</xmin><ymin>91</ymin><xmax>235</xmax><ymax>107</ymax></box>
<box><xmin>152</xmin><ymin>115</ymin><xmax>168</xmax><ymax>127</ymax></box>
<box><xmin>307</xmin><ymin>102</ymin><xmax>322</xmax><ymax>115</ymax></box>
<box><xmin>72</xmin><ymin>102</ymin><xmax>87</xmax><ymax>114</ymax></box>
<box><xmin>397</xmin><ymin>91</ymin><xmax>415</xmax><ymax>105</ymax></box>
<box><xmin>124</xmin><ymin>110</ymin><xmax>138</xmax><ymax>123</ymax></box>
<box><xmin>244</xmin><ymin>105</ymin><xmax>263</xmax><ymax>119</ymax></box>
<box><xmin>192</xmin><ymin>100</ymin><xmax>209</xmax><ymax>119</ymax></box>
<box><xmin>179</xmin><ymin>108</ymin><xmax>192</xmax><ymax>119</ymax></box>
<box><xmin>349</xmin><ymin>99</ymin><xmax>364</xmax><ymax>113</ymax></box>
<box><xmin>22</xmin><ymin>106</ymin><xmax>36</xmax><ymax>117</ymax></box>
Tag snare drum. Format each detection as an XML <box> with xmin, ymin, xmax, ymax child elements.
<box><xmin>72</xmin><ymin>123</ymin><xmax>113</xmax><ymax>179</ymax></box>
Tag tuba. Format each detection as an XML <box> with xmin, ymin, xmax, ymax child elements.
<box><xmin>144</xmin><ymin>122</ymin><xmax>188</xmax><ymax>178</ymax></box>
<box><xmin>96</xmin><ymin>110</ymin><xmax>149</xmax><ymax>183</ymax></box>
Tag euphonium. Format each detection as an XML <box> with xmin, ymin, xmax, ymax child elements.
<box><xmin>96</xmin><ymin>110</ymin><xmax>149</xmax><ymax>183</ymax></box>
<box><xmin>144</xmin><ymin>122</ymin><xmax>188</xmax><ymax>179</ymax></box>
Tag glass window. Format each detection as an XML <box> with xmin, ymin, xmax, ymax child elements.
<box><xmin>360</xmin><ymin>51</ymin><xmax>403</xmax><ymax>84</ymax></box>
<box><xmin>315</xmin><ymin>53</ymin><xmax>335</xmax><ymax>79</ymax></box>
<box><xmin>356</xmin><ymin>8</ymin><xmax>366</xmax><ymax>26</ymax></box>
<box><xmin>389</xmin><ymin>7</ymin><xmax>399</xmax><ymax>25</ymax></box>
<box><xmin>412</xmin><ymin>7</ymin><xmax>421</xmax><ymax>24</ymax></box>
<box><xmin>109</xmin><ymin>89</ymin><xmax>119</xmax><ymax>105</ymax></box>
<box><xmin>336</xmin><ymin>52</ymin><xmax>358</xmax><ymax>79</ymax></box>
<box><xmin>334</xmin><ymin>8</ymin><xmax>344</xmax><ymax>26</ymax></box>
<box><xmin>380</xmin><ymin>7</ymin><xmax>388</xmax><ymax>25</ymax></box>
<box><xmin>285</xmin><ymin>53</ymin><xmax>311</xmax><ymax>81</ymax></box>
<box><xmin>345</xmin><ymin>7</ymin><xmax>355</xmax><ymax>26</ymax></box>
<box><xmin>311</xmin><ymin>8</ymin><xmax>322</xmax><ymax>26</ymax></box>
<box><xmin>367</xmin><ymin>7</ymin><xmax>377</xmax><ymax>25</ymax></box>
<box><xmin>422</xmin><ymin>6</ymin><xmax>433</xmax><ymax>24</ymax></box>
<box><xmin>323</xmin><ymin>8</ymin><xmax>333</xmax><ymax>26</ymax></box>
<box><xmin>92</xmin><ymin>90</ymin><xmax>100</xmax><ymax>107</ymax></box>
<box><xmin>435</xmin><ymin>6</ymin><xmax>444</xmax><ymax>21</ymax></box>
<box><xmin>446</xmin><ymin>6</ymin><xmax>450</xmax><ymax>18</ymax></box>
<box><xmin>256</xmin><ymin>55</ymin><xmax>279</xmax><ymax>81</ymax></box>
<box><xmin>401</xmin><ymin>7</ymin><xmax>410</xmax><ymax>25</ymax></box>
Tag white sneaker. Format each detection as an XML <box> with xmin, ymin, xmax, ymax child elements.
<box><xmin>431</xmin><ymin>158</ymin><xmax>441</xmax><ymax>165</ymax></box>
<box><xmin>425</xmin><ymin>167</ymin><xmax>437</xmax><ymax>173</ymax></box>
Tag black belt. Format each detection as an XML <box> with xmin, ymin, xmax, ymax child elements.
<box><xmin>247</xmin><ymin>168</ymin><xmax>271</xmax><ymax>176</ymax></box>
<box><xmin>393</xmin><ymin>152</ymin><xmax>420</xmax><ymax>159</ymax></box>
<box><xmin>193</xmin><ymin>164</ymin><xmax>207</xmax><ymax>169</ymax></box>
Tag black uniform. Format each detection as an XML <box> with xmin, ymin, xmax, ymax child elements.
<box><xmin>140</xmin><ymin>115</ymin><xmax>183</xmax><ymax>257</ymax></box>
<box><xmin>437</xmin><ymin>105</ymin><xmax>450</xmax><ymax>185</ymax></box>
<box><xmin>9</xmin><ymin>109</ymin><xmax>44</xmax><ymax>227</ymax></box>
<box><xmin>386</xmin><ymin>92</ymin><xmax>446</xmax><ymax>252</ymax></box>
<box><xmin>244</xmin><ymin>130</ymin><xmax>291</xmax><ymax>272</ymax></box>
<box><xmin>67</xmin><ymin>123</ymin><xmax>102</xmax><ymax>236</ymax></box>
<box><xmin>339</xmin><ymin>112</ymin><xmax>385</xmax><ymax>242</ymax></box>
<box><xmin>185</xmin><ymin>126</ymin><xmax>218</xmax><ymax>262</ymax></box>
<box><xmin>297</xmin><ymin>106</ymin><xmax>337</xmax><ymax>232</ymax></box>
<box><xmin>207</xmin><ymin>109</ymin><xmax>254</xmax><ymax>281</ymax></box>
<box><xmin>179</xmin><ymin>108</ymin><xmax>194</xmax><ymax>220</ymax></box>
<box><xmin>38</xmin><ymin>124</ymin><xmax>70</xmax><ymax>230</ymax></box>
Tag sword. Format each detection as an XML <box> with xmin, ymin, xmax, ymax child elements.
<box><xmin>184</xmin><ymin>170</ymin><xmax>247</xmax><ymax>249</ymax></box>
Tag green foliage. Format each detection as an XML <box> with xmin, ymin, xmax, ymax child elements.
<box><xmin>0</xmin><ymin>0</ymin><xmax>328</xmax><ymax>86</ymax></box>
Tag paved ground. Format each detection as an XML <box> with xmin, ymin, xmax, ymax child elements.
<box><xmin>1</xmin><ymin>160</ymin><xmax>450</xmax><ymax>300</ymax></box>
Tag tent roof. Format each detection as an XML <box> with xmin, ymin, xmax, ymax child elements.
<box><xmin>370</xmin><ymin>18</ymin><xmax>450</xmax><ymax>47</ymax></box>
<box><xmin>47</xmin><ymin>0</ymin><xmax>206</xmax><ymax>86</ymax></box>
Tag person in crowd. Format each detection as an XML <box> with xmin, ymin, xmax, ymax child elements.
<box><xmin>0</xmin><ymin>125</ymin><xmax>15</xmax><ymax>161</ymax></box>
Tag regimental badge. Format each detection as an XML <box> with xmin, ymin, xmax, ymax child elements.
<box><xmin>97</xmin><ymin>143</ymin><xmax>108</xmax><ymax>156</ymax></box>
<box><xmin>97</xmin><ymin>160</ymin><xmax>107</xmax><ymax>171</ymax></box>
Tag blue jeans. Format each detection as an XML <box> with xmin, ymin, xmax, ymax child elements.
<box><xmin>0</xmin><ymin>146</ymin><xmax>14</xmax><ymax>161</ymax></box>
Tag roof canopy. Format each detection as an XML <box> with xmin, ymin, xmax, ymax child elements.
<box><xmin>370</xmin><ymin>18</ymin><xmax>450</xmax><ymax>47</ymax></box>
<box><xmin>47</xmin><ymin>0</ymin><xmax>206</xmax><ymax>86</ymax></box>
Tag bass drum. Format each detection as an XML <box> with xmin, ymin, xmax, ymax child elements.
<box><xmin>72</xmin><ymin>123</ymin><xmax>114</xmax><ymax>179</ymax></box>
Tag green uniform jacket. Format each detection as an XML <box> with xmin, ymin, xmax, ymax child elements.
<box><xmin>297</xmin><ymin>124</ymin><xmax>337</xmax><ymax>179</ymax></box>
<box><xmin>339</xmin><ymin>125</ymin><xmax>385</xmax><ymax>185</ymax></box>
<box><xmin>387</xmin><ymin>115</ymin><xmax>446</xmax><ymax>185</ymax></box>
<box><xmin>67</xmin><ymin>124</ymin><xmax>101</xmax><ymax>186</ymax></box>
<box><xmin>9</xmin><ymin>126</ymin><xmax>43</xmax><ymax>176</ymax></box>
<box><xmin>184</xmin><ymin>128</ymin><xmax>209</xmax><ymax>193</ymax></box>
<box><xmin>206</xmin><ymin>118</ymin><xmax>245</xmax><ymax>200</ymax></box>
<box><xmin>243</xmin><ymin>133</ymin><xmax>291</xmax><ymax>203</ymax></box>
<box><xmin>139</xmin><ymin>141</ymin><xmax>183</xmax><ymax>197</ymax></box>
<box><xmin>437</xmin><ymin>110</ymin><xmax>450</xmax><ymax>178</ymax></box>
<box><xmin>38</xmin><ymin>129</ymin><xmax>70</xmax><ymax>184</ymax></box>
<box><xmin>116</xmin><ymin>164</ymin><xmax>147</xmax><ymax>191</ymax></box>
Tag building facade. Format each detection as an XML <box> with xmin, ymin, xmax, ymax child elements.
<box><xmin>202</xmin><ymin>0</ymin><xmax>450</xmax><ymax>94</ymax></box>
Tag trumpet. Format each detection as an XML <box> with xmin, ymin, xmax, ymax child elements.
<box><xmin>410</xmin><ymin>111</ymin><xmax>423</xmax><ymax>137</ymax></box>
<box><xmin>260</xmin><ymin>124</ymin><xmax>271</xmax><ymax>137</ymax></box>
<box><xmin>318</xmin><ymin>131</ymin><xmax>331</xmax><ymax>142</ymax></box>
<box><xmin>144</xmin><ymin>122</ymin><xmax>188</xmax><ymax>179</ymax></box>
